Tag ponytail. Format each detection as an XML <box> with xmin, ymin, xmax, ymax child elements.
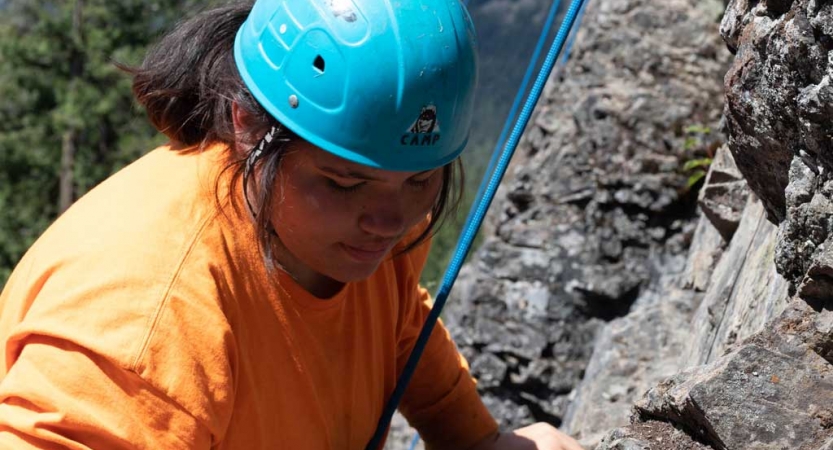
<box><xmin>124</xmin><ymin>1</ymin><xmax>269</xmax><ymax>147</ymax></box>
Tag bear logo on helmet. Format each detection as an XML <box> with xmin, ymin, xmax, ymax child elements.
<box><xmin>410</xmin><ymin>105</ymin><xmax>439</xmax><ymax>133</ymax></box>
<box><xmin>401</xmin><ymin>105</ymin><xmax>441</xmax><ymax>147</ymax></box>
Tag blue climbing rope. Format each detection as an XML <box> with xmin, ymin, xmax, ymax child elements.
<box><xmin>407</xmin><ymin>432</ymin><xmax>421</xmax><ymax>450</ymax></box>
<box><xmin>462</xmin><ymin>0</ymin><xmax>563</xmax><ymax>233</ymax></box>
<box><xmin>557</xmin><ymin>0</ymin><xmax>589</xmax><ymax>70</ymax></box>
<box><xmin>364</xmin><ymin>0</ymin><xmax>589</xmax><ymax>448</ymax></box>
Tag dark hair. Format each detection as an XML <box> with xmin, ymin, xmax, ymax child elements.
<box><xmin>123</xmin><ymin>1</ymin><xmax>463</xmax><ymax>267</ymax></box>
<box><xmin>124</xmin><ymin>2</ymin><xmax>265</xmax><ymax>147</ymax></box>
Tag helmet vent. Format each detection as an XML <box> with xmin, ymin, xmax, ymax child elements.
<box><xmin>313</xmin><ymin>55</ymin><xmax>326</xmax><ymax>73</ymax></box>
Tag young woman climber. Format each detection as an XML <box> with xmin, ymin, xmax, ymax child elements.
<box><xmin>0</xmin><ymin>0</ymin><xmax>583</xmax><ymax>449</ymax></box>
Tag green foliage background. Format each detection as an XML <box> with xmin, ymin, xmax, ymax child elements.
<box><xmin>0</xmin><ymin>0</ymin><xmax>554</xmax><ymax>290</ymax></box>
<box><xmin>0</xmin><ymin>0</ymin><xmax>222</xmax><ymax>285</ymax></box>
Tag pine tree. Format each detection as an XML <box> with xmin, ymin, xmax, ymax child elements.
<box><xmin>0</xmin><ymin>0</ymin><xmax>217</xmax><ymax>285</ymax></box>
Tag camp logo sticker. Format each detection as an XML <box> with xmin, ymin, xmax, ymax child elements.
<box><xmin>401</xmin><ymin>105</ymin><xmax>441</xmax><ymax>146</ymax></box>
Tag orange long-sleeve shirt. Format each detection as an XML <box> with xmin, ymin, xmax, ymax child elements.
<box><xmin>0</xmin><ymin>144</ymin><xmax>497</xmax><ymax>449</ymax></box>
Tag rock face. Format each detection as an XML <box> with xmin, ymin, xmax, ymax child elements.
<box><xmin>721</xmin><ymin>0</ymin><xmax>833</xmax><ymax>226</ymax></box>
<box><xmin>720</xmin><ymin>0</ymin><xmax>833</xmax><ymax>299</ymax></box>
<box><xmin>563</xmin><ymin>164</ymin><xmax>794</xmax><ymax>445</ymax></box>
<box><xmin>633</xmin><ymin>301</ymin><xmax>833</xmax><ymax>450</ymax></box>
<box><xmin>441</xmin><ymin>0</ymin><xmax>732</xmax><ymax>433</ymax></box>
<box><xmin>682</xmin><ymin>194</ymin><xmax>791</xmax><ymax>368</ymax></box>
<box><xmin>561</xmin><ymin>285</ymin><xmax>702</xmax><ymax>444</ymax></box>
<box><xmin>696</xmin><ymin>145</ymin><xmax>748</xmax><ymax>242</ymax></box>
<box><xmin>392</xmin><ymin>0</ymin><xmax>833</xmax><ymax>448</ymax></box>
<box><xmin>596</xmin><ymin>421</ymin><xmax>713</xmax><ymax>450</ymax></box>
<box><xmin>563</xmin><ymin>0</ymin><xmax>833</xmax><ymax>448</ymax></box>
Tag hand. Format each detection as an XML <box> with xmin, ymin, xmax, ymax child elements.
<box><xmin>472</xmin><ymin>422</ymin><xmax>584</xmax><ymax>450</ymax></box>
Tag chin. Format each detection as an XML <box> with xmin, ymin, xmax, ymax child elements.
<box><xmin>328</xmin><ymin>260</ymin><xmax>384</xmax><ymax>284</ymax></box>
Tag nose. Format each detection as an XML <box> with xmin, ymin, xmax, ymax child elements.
<box><xmin>358</xmin><ymin>200</ymin><xmax>406</xmax><ymax>238</ymax></box>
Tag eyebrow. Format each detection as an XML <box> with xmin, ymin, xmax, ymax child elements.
<box><xmin>319</xmin><ymin>165</ymin><xmax>433</xmax><ymax>181</ymax></box>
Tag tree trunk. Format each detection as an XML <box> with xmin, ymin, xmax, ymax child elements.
<box><xmin>59</xmin><ymin>129</ymin><xmax>78</xmax><ymax>213</ymax></box>
<box><xmin>58</xmin><ymin>0</ymin><xmax>84</xmax><ymax>213</ymax></box>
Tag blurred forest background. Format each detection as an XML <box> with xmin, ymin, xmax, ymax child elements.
<box><xmin>0</xmin><ymin>0</ymin><xmax>569</xmax><ymax>289</ymax></box>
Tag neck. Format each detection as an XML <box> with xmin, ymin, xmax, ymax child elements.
<box><xmin>271</xmin><ymin>236</ymin><xmax>345</xmax><ymax>299</ymax></box>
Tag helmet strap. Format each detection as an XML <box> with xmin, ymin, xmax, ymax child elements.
<box><xmin>242</xmin><ymin>125</ymin><xmax>287</xmax><ymax>218</ymax></box>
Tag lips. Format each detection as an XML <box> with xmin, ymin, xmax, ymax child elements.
<box><xmin>341</xmin><ymin>242</ymin><xmax>393</xmax><ymax>262</ymax></box>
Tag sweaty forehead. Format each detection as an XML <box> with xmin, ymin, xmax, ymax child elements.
<box><xmin>305</xmin><ymin>143</ymin><xmax>433</xmax><ymax>179</ymax></box>
<box><xmin>305</xmin><ymin>144</ymin><xmax>370</xmax><ymax>173</ymax></box>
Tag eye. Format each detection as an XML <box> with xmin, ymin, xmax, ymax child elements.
<box><xmin>407</xmin><ymin>171</ymin><xmax>438</xmax><ymax>190</ymax></box>
<box><xmin>407</xmin><ymin>178</ymin><xmax>432</xmax><ymax>189</ymax></box>
<box><xmin>327</xmin><ymin>178</ymin><xmax>364</xmax><ymax>193</ymax></box>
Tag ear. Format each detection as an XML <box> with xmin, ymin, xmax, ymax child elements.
<box><xmin>232</xmin><ymin>102</ymin><xmax>247</xmax><ymax>132</ymax></box>
<box><xmin>232</xmin><ymin>102</ymin><xmax>255</xmax><ymax>155</ymax></box>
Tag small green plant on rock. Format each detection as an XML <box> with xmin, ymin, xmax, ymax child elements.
<box><xmin>683</xmin><ymin>157</ymin><xmax>713</xmax><ymax>188</ymax></box>
<box><xmin>681</xmin><ymin>124</ymin><xmax>717</xmax><ymax>191</ymax></box>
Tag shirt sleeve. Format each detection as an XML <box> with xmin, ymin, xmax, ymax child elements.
<box><xmin>395</xmin><ymin>237</ymin><xmax>498</xmax><ymax>450</ymax></box>
<box><xmin>0</xmin><ymin>334</ymin><xmax>210</xmax><ymax>449</ymax></box>
<box><xmin>0</xmin><ymin>242</ymin><xmax>234</xmax><ymax>449</ymax></box>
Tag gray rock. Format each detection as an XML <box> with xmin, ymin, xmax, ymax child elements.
<box><xmin>753</xmin><ymin>300</ymin><xmax>833</xmax><ymax>368</ymax></box>
<box><xmin>636</xmin><ymin>339</ymin><xmax>833</xmax><ymax>450</ymax></box>
<box><xmin>596</xmin><ymin>428</ymin><xmax>651</xmax><ymax>450</ymax></box>
<box><xmin>595</xmin><ymin>422</ymin><xmax>713</xmax><ymax>450</ymax></box>
<box><xmin>681</xmin><ymin>214</ymin><xmax>726</xmax><ymax>292</ymax></box>
<box><xmin>596</xmin><ymin>295</ymin><xmax>833</xmax><ymax>450</ymax></box>
<box><xmin>480</xmin><ymin>395</ymin><xmax>535</xmax><ymax>432</ymax></box>
<box><xmin>798</xmin><ymin>237</ymin><xmax>833</xmax><ymax>308</ymax></box>
<box><xmin>387</xmin><ymin>412</ymin><xmax>423</xmax><ymax>450</ymax></box>
<box><xmin>684</xmin><ymin>196</ymin><xmax>791</xmax><ymax>367</ymax></box>
<box><xmin>775</xmin><ymin>156</ymin><xmax>833</xmax><ymax>289</ymax></box>
<box><xmin>721</xmin><ymin>0</ymin><xmax>833</xmax><ymax>224</ymax></box>
<box><xmin>697</xmin><ymin>145</ymin><xmax>750</xmax><ymax>242</ymax></box>
<box><xmin>562</xmin><ymin>287</ymin><xmax>701</xmax><ymax>446</ymax></box>
<box><xmin>698</xmin><ymin>180</ymin><xmax>748</xmax><ymax>241</ymax></box>
<box><xmin>397</xmin><ymin>0</ymin><xmax>833</xmax><ymax>448</ymax></box>
<box><xmin>446</xmin><ymin>0</ymin><xmax>731</xmax><ymax>432</ymax></box>
<box><xmin>470</xmin><ymin>352</ymin><xmax>509</xmax><ymax>390</ymax></box>
<box><xmin>479</xmin><ymin>239</ymin><xmax>559</xmax><ymax>283</ymax></box>
<box><xmin>539</xmin><ymin>0</ymin><xmax>833</xmax><ymax>449</ymax></box>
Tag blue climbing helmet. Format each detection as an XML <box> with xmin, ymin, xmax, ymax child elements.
<box><xmin>234</xmin><ymin>0</ymin><xmax>478</xmax><ymax>171</ymax></box>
